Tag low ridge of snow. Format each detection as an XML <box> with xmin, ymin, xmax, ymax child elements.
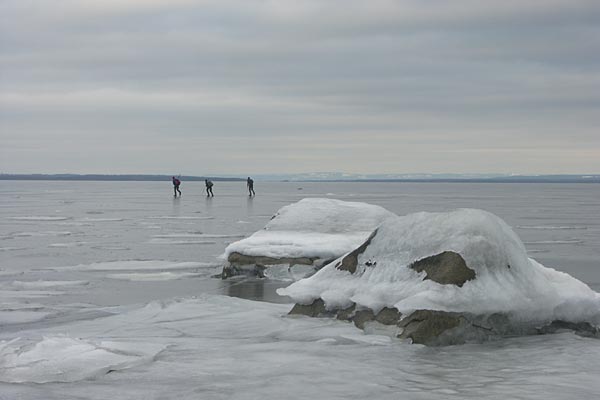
<box><xmin>224</xmin><ymin>198</ymin><xmax>394</xmax><ymax>261</ymax></box>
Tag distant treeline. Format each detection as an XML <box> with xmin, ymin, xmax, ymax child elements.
<box><xmin>0</xmin><ymin>174</ymin><xmax>598</xmax><ymax>183</ymax></box>
<box><xmin>0</xmin><ymin>174</ymin><xmax>244</xmax><ymax>182</ymax></box>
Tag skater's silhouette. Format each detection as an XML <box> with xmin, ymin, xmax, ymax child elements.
<box><xmin>247</xmin><ymin>177</ymin><xmax>255</xmax><ymax>196</ymax></box>
<box><xmin>172</xmin><ymin>176</ymin><xmax>181</xmax><ymax>197</ymax></box>
<box><xmin>205</xmin><ymin>179</ymin><xmax>214</xmax><ymax>197</ymax></box>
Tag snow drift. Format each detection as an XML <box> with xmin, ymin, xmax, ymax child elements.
<box><xmin>0</xmin><ymin>336</ymin><xmax>165</xmax><ymax>383</ymax></box>
<box><xmin>278</xmin><ymin>209</ymin><xmax>600</xmax><ymax>344</ymax></box>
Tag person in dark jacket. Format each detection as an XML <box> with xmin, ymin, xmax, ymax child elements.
<box><xmin>247</xmin><ymin>177</ymin><xmax>255</xmax><ymax>196</ymax></box>
<box><xmin>205</xmin><ymin>179</ymin><xmax>214</xmax><ymax>197</ymax></box>
<box><xmin>172</xmin><ymin>176</ymin><xmax>182</xmax><ymax>197</ymax></box>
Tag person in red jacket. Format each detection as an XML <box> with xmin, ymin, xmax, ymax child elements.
<box><xmin>172</xmin><ymin>176</ymin><xmax>182</xmax><ymax>197</ymax></box>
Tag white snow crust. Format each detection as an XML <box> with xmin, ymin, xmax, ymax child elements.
<box><xmin>224</xmin><ymin>198</ymin><xmax>394</xmax><ymax>262</ymax></box>
<box><xmin>10</xmin><ymin>280</ymin><xmax>89</xmax><ymax>289</ymax></box>
<box><xmin>0</xmin><ymin>336</ymin><xmax>165</xmax><ymax>383</ymax></box>
<box><xmin>278</xmin><ymin>209</ymin><xmax>600</xmax><ymax>326</ymax></box>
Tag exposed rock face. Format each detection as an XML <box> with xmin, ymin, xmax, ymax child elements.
<box><xmin>287</xmin><ymin>249</ymin><xmax>483</xmax><ymax>345</ymax></box>
<box><xmin>336</xmin><ymin>304</ymin><xmax>356</xmax><ymax>321</ymax></box>
<box><xmin>537</xmin><ymin>320</ymin><xmax>600</xmax><ymax>337</ymax></box>
<box><xmin>352</xmin><ymin>309</ymin><xmax>376</xmax><ymax>329</ymax></box>
<box><xmin>397</xmin><ymin>310</ymin><xmax>464</xmax><ymax>344</ymax></box>
<box><xmin>375</xmin><ymin>307</ymin><xmax>402</xmax><ymax>325</ymax></box>
<box><xmin>222</xmin><ymin>252</ymin><xmax>319</xmax><ymax>279</ymax></box>
<box><xmin>227</xmin><ymin>252</ymin><xmax>316</xmax><ymax>267</ymax></box>
<box><xmin>288</xmin><ymin>299</ymin><xmax>329</xmax><ymax>318</ymax></box>
<box><xmin>335</xmin><ymin>230</ymin><xmax>378</xmax><ymax>274</ymax></box>
<box><xmin>408</xmin><ymin>251</ymin><xmax>475</xmax><ymax>287</ymax></box>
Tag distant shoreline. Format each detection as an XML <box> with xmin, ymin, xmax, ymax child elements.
<box><xmin>1</xmin><ymin>174</ymin><xmax>599</xmax><ymax>183</ymax></box>
<box><xmin>0</xmin><ymin>174</ymin><xmax>244</xmax><ymax>182</ymax></box>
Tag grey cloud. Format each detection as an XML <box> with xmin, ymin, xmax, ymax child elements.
<box><xmin>1</xmin><ymin>0</ymin><xmax>599</xmax><ymax>174</ymax></box>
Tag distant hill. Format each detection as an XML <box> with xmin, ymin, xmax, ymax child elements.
<box><xmin>0</xmin><ymin>174</ymin><xmax>244</xmax><ymax>182</ymax></box>
<box><xmin>253</xmin><ymin>173</ymin><xmax>600</xmax><ymax>183</ymax></box>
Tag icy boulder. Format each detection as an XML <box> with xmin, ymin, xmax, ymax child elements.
<box><xmin>278</xmin><ymin>209</ymin><xmax>600</xmax><ymax>345</ymax></box>
<box><xmin>222</xmin><ymin>198</ymin><xmax>395</xmax><ymax>279</ymax></box>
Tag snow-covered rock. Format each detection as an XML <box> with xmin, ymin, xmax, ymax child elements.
<box><xmin>278</xmin><ymin>209</ymin><xmax>600</xmax><ymax>345</ymax></box>
<box><xmin>222</xmin><ymin>198</ymin><xmax>395</xmax><ymax>279</ymax></box>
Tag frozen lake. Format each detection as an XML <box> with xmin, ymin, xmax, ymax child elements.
<box><xmin>1</xmin><ymin>180</ymin><xmax>600</xmax><ymax>399</ymax></box>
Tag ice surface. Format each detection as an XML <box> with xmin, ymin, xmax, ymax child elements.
<box><xmin>146</xmin><ymin>216</ymin><xmax>214</xmax><ymax>220</ymax></box>
<box><xmin>106</xmin><ymin>272</ymin><xmax>208</xmax><ymax>281</ymax></box>
<box><xmin>2</xmin><ymin>294</ymin><xmax>600</xmax><ymax>399</ymax></box>
<box><xmin>148</xmin><ymin>238</ymin><xmax>217</xmax><ymax>245</ymax></box>
<box><xmin>262</xmin><ymin>264</ymin><xmax>318</xmax><ymax>281</ymax></box>
<box><xmin>0</xmin><ymin>289</ymin><xmax>65</xmax><ymax>299</ymax></box>
<box><xmin>518</xmin><ymin>225</ymin><xmax>588</xmax><ymax>230</ymax></box>
<box><xmin>1</xmin><ymin>181</ymin><xmax>600</xmax><ymax>399</ymax></box>
<box><xmin>56</xmin><ymin>260</ymin><xmax>219</xmax><ymax>271</ymax></box>
<box><xmin>10</xmin><ymin>231</ymin><xmax>72</xmax><ymax>237</ymax></box>
<box><xmin>524</xmin><ymin>239</ymin><xmax>584</xmax><ymax>245</ymax></box>
<box><xmin>0</xmin><ymin>310</ymin><xmax>52</xmax><ymax>324</ymax></box>
<box><xmin>153</xmin><ymin>233</ymin><xmax>246</xmax><ymax>239</ymax></box>
<box><xmin>0</xmin><ymin>336</ymin><xmax>165</xmax><ymax>383</ymax></box>
<box><xmin>48</xmin><ymin>242</ymin><xmax>87</xmax><ymax>248</ymax></box>
<box><xmin>224</xmin><ymin>198</ymin><xmax>394</xmax><ymax>261</ymax></box>
<box><xmin>80</xmin><ymin>217</ymin><xmax>124</xmax><ymax>222</ymax></box>
<box><xmin>7</xmin><ymin>216</ymin><xmax>71</xmax><ymax>221</ymax></box>
<box><xmin>10</xmin><ymin>280</ymin><xmax>89</xmax><ymax>289</ymax></box>
<box><xmin>7</xmin><ymin>216</ymin><xmax>70</xmax><ymax>221</ymax></box>
<box><xmin>278</xmin><ymin>209</ymin><xmax>600</xmax><ymax>327</ymax></box>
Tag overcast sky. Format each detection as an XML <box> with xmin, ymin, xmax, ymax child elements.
<box><xmin>1</xmin><ymin>0</ymin><xmax>599</xmax><ymax>175</ymax></box>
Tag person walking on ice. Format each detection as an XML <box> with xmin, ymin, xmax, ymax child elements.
<box><xmin>205</xmin><ymin>179</ymin><xmax>214</xmax><ymax>197</ymax></box>
<box><xmin>172</xmin><ymin>176</ymin><xmax>182</xmax><ymax>197</ymax></box>
<box><xmin>247</xmin><ymin>177</ymin><xmax>255</xmax><ymax>196</ymax></box>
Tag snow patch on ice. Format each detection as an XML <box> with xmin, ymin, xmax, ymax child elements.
<box><xmin>10</xmin><ymin>231</ymin><xmax>72</xmax><ymax>238</ymax></box>
<box><xmin>7</xmin><ymin>216</ymin><xmax>71</xmax><ymax>221</ymax></box>
<box><xmin>0</xmin><ymin>336</ymin><xmax>165</xmax><ymax>383</ymax></box>
<box><xmin>10</xmin><ymin>280</ymin><xmax>89</xmax><ymax>289</ymax></box>
<box><xmin>0</xmin><ymin>310</ymin><xmax>52</xmax><ymax>325</ymax></box>
<box><xmin>48</xmin><ymin>242</ymin><xmax>87</xmax><ymax>248</ymax></box>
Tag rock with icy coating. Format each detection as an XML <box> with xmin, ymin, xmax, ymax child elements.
<box><xmin>222</xmin><ymin>198</ymin><xmax>394</xmax><ymax>278</ymax></box>
<box><xmin>279</xmin><ymin>208</ymin><xmax>600</xmax><ymax>345</ymax></box>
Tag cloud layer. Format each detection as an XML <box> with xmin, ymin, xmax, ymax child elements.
<box><xmin>1</xmin><ymin>0</ymin><xmax>599</xmax><ymax>174</ymax></box>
